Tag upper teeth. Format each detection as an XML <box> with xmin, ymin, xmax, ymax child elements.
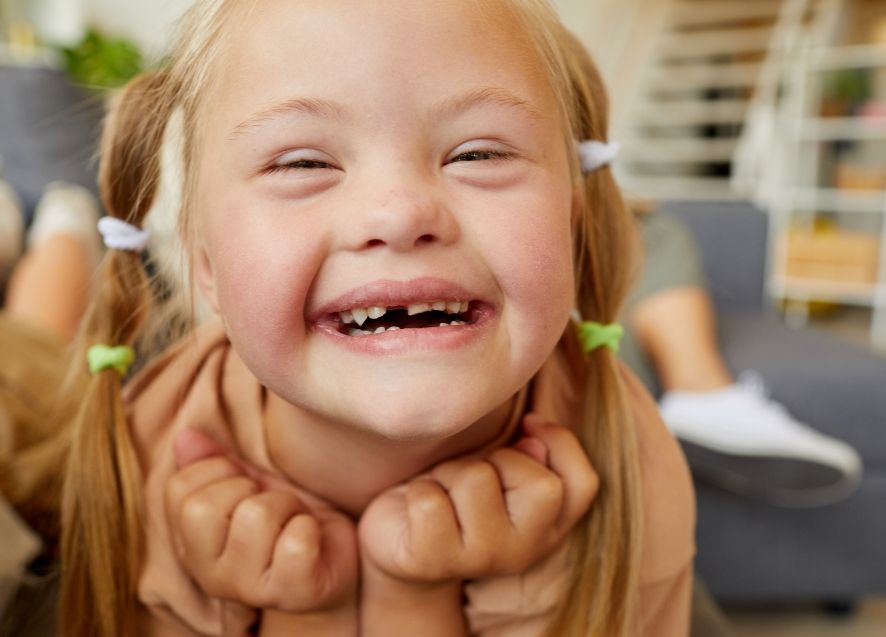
<box><xmin>339</xmin><ymin>301</ymin><xmax>469</xmax><ymax>326</ymax></box>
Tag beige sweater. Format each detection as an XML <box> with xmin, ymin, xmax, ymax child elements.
<box><xmin>126</xmin><ymin>319</ymin><xmax>695</xmax><ymax>636</ymax></box>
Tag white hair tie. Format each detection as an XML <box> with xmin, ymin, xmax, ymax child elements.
<box><xmin>578</xmin><ymin>140</ymin><xmax>620</xmax><ymax>174</ymax></box>
<box><xmin>97</xmin><ymin>216</ymin><xmax>151</xmax><ymax>252</ymax></box>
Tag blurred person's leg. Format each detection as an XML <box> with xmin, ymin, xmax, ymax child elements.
<box><xmin>5</xmin><ymin>183</ymin><xmax>100</xmax><ymax>343</ymax></box>
<box><xmin>0</xmin><ymin>183</ymin><xmax>97</xmax><ymax>630</ymax></box>
<box><xmin>623</xmin><ymin>211</ymin><xmax>861</xmax><ymax>506</ymax></box>
<box><xmin>0</xmin><ymin>180</ymin><xmax>24</xmax><ymax>284</ymax></box>
<box><xmin>631</xmin><ymin>286</ymin><xmax>732</xmax><ymax>392</ymax></box>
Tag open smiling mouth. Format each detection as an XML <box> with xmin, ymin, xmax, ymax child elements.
<box><xmin>335</xmin><ymin>300</ymin><xmax>476</xmax><ymax>336</ymax></box>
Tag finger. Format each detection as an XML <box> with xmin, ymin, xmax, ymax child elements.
<box><xmin>222</xmin><ymin>491</ymin><xmax>308</xmax><ymax>599</ymax></box>
<box><xmin>403</xmin><ymin>479</ymin><xmax>462</xmax><ymax>578</ymax></box>
<box><xmin>513</xmin><ymin>436</ymin><xmax>548</xmax><ymax>465</ymax></box>
<box><xmin>523</xmin><ymin>414</ymin><xmax>599</xmax><ymax>530</ymax></box>
<box><xmin>430</xmin><ymin>460</ymin><xmax>509</xmax><ymax>564</ymax></box>
<box><xmin>178</xmin><ymin>476</ymin><xmax>259</xmax><ymax>579</ymax></box>
<box><xmin>265</xmin><ymin>513</ymin><xmax>322</xmax><ymax>609</ymax></box>
<box><xmin>484</xmin><ymin>446</ymin><xmax>562</xmax><ymax>540</ymax></box>
<box><xmin>263</xmin><ymin>513</ymin><xmax>357</xmax><ymax>610</ymax></box>
<box><xmin>173</xmin><ymin>428</ymin><xmax>230</xmax><ymax>469</ymax></box>
<box><xmin>165</xmin><ymin>456</ymin><xmax>244</xmax><ymax>553</ymax></box>
<box><xmin>311</xmin><ymin>512</ymin><xmax>359</xmax><ymax>607</ymax></box>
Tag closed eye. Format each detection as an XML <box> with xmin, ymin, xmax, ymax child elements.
<box><xmin>267</xmin><ymin>159</ymin><xmax>335</xmax><ymax>174</ymax></box>
<box><xmin>449</xmin><ymin>149</ymin><xmax>512</xmax><ymax>163</ymax></box>
<box><xmin>266</xmin><ymin>149</ymin><xmax>338</xmax><ymax>175</ymax></box>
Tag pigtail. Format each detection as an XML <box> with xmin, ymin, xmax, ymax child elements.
<box><xmin>60</xmin><ymin>71</ymin><xmax>175</xmax><ymax>637</ymax></box>
<box><xmin>548</xmin><ymin>167</ymin><xmax>643</xmax><ymax>636</ymax></box>
<box><xmin>536</xmin><ymin>22</ymin><xmax>644</xmax><ymax>637</ymax></box>
<box><xmin>548</xmin><ymin>154</ymin><xmax>643</xmax><ymax>637</ymax></box>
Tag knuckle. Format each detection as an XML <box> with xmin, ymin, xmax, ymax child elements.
<box><xmin>488</xmin><ymin>447</ymin><xmax>525</xmax><ymax>471</ymax></box>
<box><xmin>180</xmin><ymin>493</ymin><xmax>218</xmax><ymax>526</ymax></box>
<box><xmin>278</xmin><ymin>522</ymin><xmax>321</xmax><ymax>562</ymax></box>
<box><xmin>534</xmin><ymin>471</ymin><xmax>564</xmax><ymax>502</ymax></box>
<box><xmin>460</xmin><ymin>461</ymin><xmax>499</xmax><ymax>491</ymax></box>
<box><xmin>234</xmin><ymin>496</ymin><xmax>272</xmax><ymax>528</ymax></box>
<box><xmin>407</xmin><ymin>482</ymin><xmax>449</xmax><ymax>519</ymax></box>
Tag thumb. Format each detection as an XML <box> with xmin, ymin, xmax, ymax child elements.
<box><xmin>173</xmin><ymin>428</ymin><xmax>229</xmax><ymax>469</ymax></box>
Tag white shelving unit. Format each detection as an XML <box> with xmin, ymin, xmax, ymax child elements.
<box><xmin>769</xmin><ymin>43</ymin><xmax>886</xmax><ymax>348</ymax></box>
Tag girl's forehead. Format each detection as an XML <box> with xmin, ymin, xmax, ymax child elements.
<box><xmin>206</xmin><ymin>0</ymin><xmax>558</xmax><ymax>129</ymax></box>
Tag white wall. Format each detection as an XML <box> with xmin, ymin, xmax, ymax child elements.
<box><xmin>31</xmin><ymin>0</ymin><xmax>605</xmax><ymax>60</ymax></box>
<box><xmin>554</xmin><ymin>0</ymin><xmax>671</xmax><ymax>132</ymax></box>
<box><xmin>28</xmin><ymin>0</ymin><xmax>625</xmax><ymax>64</ymax></box>
<box><xmin>26</xmin><ymin>0</ymin><xmax>191</xmax><ymax>56</ymax></box>
<box><xmin>26</xmin><ymin>0</ymin><xmax>661</xmax><ymax>123</ymax></box>
<box><xmin>86</xmin><ymin>0</ymin><xmax>192</xmax><ymax>57</ymax></box>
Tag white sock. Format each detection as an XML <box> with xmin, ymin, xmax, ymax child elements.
<box><xmin>26</xmin><ymin>182</ymin><xmax>103</xmax><ymax>265</ymax></box>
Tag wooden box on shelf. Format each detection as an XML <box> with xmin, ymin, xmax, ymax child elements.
<box><xmin>782</xmin><ymin>229</ymin><xmax>880</xmax><ymax>285</ymax></box>
<box><xmin>834</xmin><ymin>163</ymin><xmax>886</xmax><ymax>191</ymax></box>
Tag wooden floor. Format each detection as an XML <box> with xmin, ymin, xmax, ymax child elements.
<box><xmin>726</xmin><ymin>599</ymin><xmax>886</xmax><ymax>636</ymax></box>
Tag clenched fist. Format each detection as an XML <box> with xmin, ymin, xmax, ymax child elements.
<box><xmin>164</xmin><ymin>429</ymin><xmax>359</xmax><ymax>634</ymax></box>
<box><xmin>359</xmin><ymin>414</ymin><xmax>599</xmax><ymax>583</ymax></box>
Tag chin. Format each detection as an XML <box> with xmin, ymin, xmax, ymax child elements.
<box><xmin>352</xmin><ymin>398</ymin><xmax>480</xmax><ymax>444</ymax></box>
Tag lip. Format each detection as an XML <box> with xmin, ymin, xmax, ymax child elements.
<box><xmin>311</xmin><ymin>277</ymin><xmax>490</xmax><ymax>317</ymax></box>
<box><xmin>309</xmin><ymin>277</ymin><xmax>496</xmax><ymax>355</ymax></box>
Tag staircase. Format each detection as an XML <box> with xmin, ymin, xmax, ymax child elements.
<box><xmin>614</xmin><ymin>0</ymin><xmax>839</xmax><ymax>200</ymax></box>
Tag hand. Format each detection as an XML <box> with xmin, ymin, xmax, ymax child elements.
<box><xmin>358</xmin><ymin>414</ymin><xmax>599</xmax><ymax>585</ymax></box>
<box><xmin>164</xmin><ymin>429</ymin><xmax>359</xmax><ymax>617</ymax></box>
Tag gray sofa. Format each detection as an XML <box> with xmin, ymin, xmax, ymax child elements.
<box><xmin>0</xmin><ymin>65</ymin><xmax>103</xmax><ymax>222</ymax></box>
<box><xmin>657</xmin><ymin>200</ymin><xmax>886</xmax><ymax>604</ymax></box>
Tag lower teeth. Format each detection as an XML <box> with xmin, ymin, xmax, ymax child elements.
<box><xmin>347</xmin><ymin>321</ymin><xmax>465</xmax><ymax>337</ymax></box>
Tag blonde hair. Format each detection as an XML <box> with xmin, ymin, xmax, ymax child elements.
<box><xmin>59</xmin><ymin>2</ymin><xmax>642</xmax><ymax>636</ymax></box>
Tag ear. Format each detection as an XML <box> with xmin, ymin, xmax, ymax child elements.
<box><xmin>193</xmin><ymin>239</ymin><xmax>221</xmax><ymax>314</ymax></box>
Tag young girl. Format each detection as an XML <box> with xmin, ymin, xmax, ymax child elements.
<box><xmin>60</xmin><ymin>1</ymin><xmax>695</xmax><ymax>636</ymax></box>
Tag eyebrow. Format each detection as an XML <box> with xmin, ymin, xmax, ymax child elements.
<box><xmin>229</xmin><ymin>86</ymin><xmax>542</xmax><ymax>139</ymax></box>
<box><xmin>230</xmin><ymin>97</ymin><xmax>346</xmax><ymax>139</ymax></box>
<box><xmin>433</xmin><ymin>87</ymin><xmax>544</xmax><ymax>123</ymax></box>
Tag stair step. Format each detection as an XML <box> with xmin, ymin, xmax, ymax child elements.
<box><xmin>621</xmin><ymin>138</ymin><xmax>738</xmax><ymax>163</ymax></box>
<box><xmin>617</xmin><ymin>175</ymin><xmax>739</xmax><ymax>200</ymax></box>
<box><xmin>648</xmin><ymin>61</ymin><xmax>761</xmax><ymax>92</ymax></box>
<box><xmin>634</xmin><ymin>98</ymin><xmax>749</xmax><ymax>126</ymax></box>
<box><xmin>670</xmin><ymin>1</ymin><xmax>783</xmax><ymax>29</ymax></box>
<box><xmin>659</xmin><ymin>25</ymin><xmax>773</xmax><ymax>60</ymax></box>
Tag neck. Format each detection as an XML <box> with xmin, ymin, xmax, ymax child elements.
<box><xmin>264</xmin><ymin>390</ymin><xmax>525</xmax><ymax>517</ymax></box>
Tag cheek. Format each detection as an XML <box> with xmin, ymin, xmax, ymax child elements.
<box><xmin>490</xmin><ymin>191</ymin><xmax>575</xmax><ymax>323</ymax></box>
<box><xmin>203</xmin><ymin>204</ymin><xmax>322</xmax><ymax>347</ymax></box>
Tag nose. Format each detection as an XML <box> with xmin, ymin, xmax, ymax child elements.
<box><xmin>341</xmin><ymin>176</ymin><xmax>459</xmax><ymax>253</ymax></box>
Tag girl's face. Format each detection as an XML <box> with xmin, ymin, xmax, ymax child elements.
<box><xmin>194</xmin><ymin>0</ymin><xmax>576</xmax><ymax>440</ymax></box>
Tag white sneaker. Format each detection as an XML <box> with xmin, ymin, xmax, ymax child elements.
<box><xmin>27</xmin><ymin>182</ymin><xmax>102</xmax><ymax>265</ymax></box>
<box><xmin>659</xmin><ymin>372</ymin><xmax>863</xmax><ymax>507</ymax></box>
<box><xmin>0</xmin><ymin>180</ymin><xmax>24</xmax><ymax>281</ymax></box>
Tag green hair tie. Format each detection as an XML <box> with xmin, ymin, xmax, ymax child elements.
<box><xmin>577</xmin><ymin>321</ymin><xmax>623</xmax><ymax>355</ymax></box>
<box><xmin>87</xmin><ymin>345</ymin><xmax>135</xmax><ymax>376</ymax></box>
